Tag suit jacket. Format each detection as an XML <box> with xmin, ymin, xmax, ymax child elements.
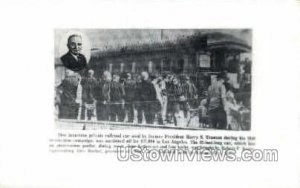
<box><xmin>61</xmin><ymin>52</ymin><xmax>88</xmax><ymax>72</ymax></box>
<box><xmin>135</xmin><ymin>80</ymin><xmax>156</xmax><ymax>103</ymax></box>
<box><xmin>124</xmin><ymin>79</ymin><xmax>136</xmax><ymax>102</ymax></box>
<box><xmin>81</xmin><ymin>77</ymin><xmax>98</xmax><ymax>104</ymax></box>
<box><xmin>58</xmin><ymin>75</ymin><xmax>80</xmax><ymax>105</ymax></box>
<box><xmin>94</xmin><ymin>80</ymin><xmax>111</xmax><ymax>102</ymax></box>
<box><xmin>110</xmin><ymin>81</ymin><xmax>125</xmax><ymax>102</ymax></box>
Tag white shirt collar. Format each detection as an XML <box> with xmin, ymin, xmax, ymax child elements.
<box><xmin>70</xmin><ymin>53</ymin><xmax>78</xmax><ymax>61</ymax></box>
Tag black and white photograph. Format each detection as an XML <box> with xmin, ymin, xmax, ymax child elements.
<box><xmin>55</xmin><ymin>29</ymin><xmax>252</xmax><ymax>130</ymax></box>
<box><xmin>1</xmin><ymin>1</ymin><xmax>300</xmax><ymax>188</ymax></box>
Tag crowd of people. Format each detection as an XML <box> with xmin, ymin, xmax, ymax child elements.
<box><xmin>55</xmin><ymin>34</ymin><xmax>251</xmax><ymax>130</ymax></box>
<box><xmin>56</xmin><ymin>69</ymin><xmax>197</xmax><ymax>124</ymax></box>
<box><xmin>55</xmin><ymin>69</ymin><xmax>250</xmax><ymax>130</ymax></box>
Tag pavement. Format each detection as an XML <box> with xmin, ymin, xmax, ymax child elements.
<box><xmin>55</xmin><ymin>117</ymin><xmax>208</xmax><ymax>131</ymax></box>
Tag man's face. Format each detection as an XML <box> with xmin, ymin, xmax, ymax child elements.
<box><xmin>65</xmin><ymin>69</ymin><xmax>74</xmax><ymax>77</ymax></box>
<box><xmin>88</xmin><ymin>70</ymin><xmax>94</xmax><ymax>78</ymax></box>
<box><xmin>113</xmin><ymin>75</ymin><xmax>120</xmax><ymax>82</ymax></box>
<box><xmin>141</xmin><ymin>72</ymin><xmax>148</xmax><ymax>81</ymax></box>
<box><xmin>102</xmin><ymin>71</ymin><xmax>112</xmax><ymax>82</ymax></box>
<box><xmin>218</xmin><ymin>78</ymin><xmax>225</xmax><ymax>84</ymax></box>
<box><xmin>68</xmin><ymin>36</ymin><xmax>82</xmax><ymax>55</ymax></box>
<box><xmin>173</xmin><ymin>78</ymin><xmax>178</xmax><ymax>85</ymax></box>
<box><xmin>211</xmin><ymin>76</ymin><xmax>217</xmax><ymax>85</ymax></box>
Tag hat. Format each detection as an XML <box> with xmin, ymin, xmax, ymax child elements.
<box><xmin>217</xmin><ymin>72</ymin><xmax>228</xmax><ymax>80</ymax></box>
<box><xmin>184</xmin><ymin>75</ymin><xmax>190</xmax><ymax>80</ymax></box>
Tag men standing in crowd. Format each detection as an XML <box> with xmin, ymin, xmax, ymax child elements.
<box><xmin>135</xmin><ymin>71</ymin><xmax>157</xmax><ymax>124</ymax></box>
<box><xmin>81</xmin><ymin>69</ymin><xmax>97</xmax><ymax>120</ymax></box>
<box><xmin>57</xmin><ymin>69</ymin><xmax>81</xmax><ymax>119</ymax></box>
<box><xmin>95</xmin><ymin>71</ymin><xmax>111</xmax><ymax>121</ymax></box>
<box><xmin>60</xmin><ymin>34</ymin><xmax>88</xmax><ymax>75</ymax></box>
<box><xmin>110</xmin><ymin>74</ymin><xmax>125</xmax><ymax>122</ymax></box>
<box><xmin>207</xmin><ymin>72</ymin><xmax>227</xmax><ymax>129</ymax></box>
<box><xmin>124</xmin><ymin>73</ymin><xmax>136</xmax><ymax>123</ymax></box>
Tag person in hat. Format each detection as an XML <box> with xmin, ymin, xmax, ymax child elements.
<box><xmin>182</xmin><ymin>75</ymin><xmax>198</xmax><ymax>117</ymax></box>
<box><xmin>166</xmin><ymin>77</ymin><xmax>185</xmax><ymax>124</ymax></box>
<box><xmin>206</xmin><ymin>72</ymin><xmax>228</xmax><ymax>129</ymax></box>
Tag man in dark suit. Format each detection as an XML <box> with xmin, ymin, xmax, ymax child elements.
<box><xmin>135</xmin><ymin>71</ymin><xmax>157</xmax><ymax>124</ymax></box>
<box><xmin>60</xmin><ymin>34</ymin><xmax>88</xmax><ymax>74</ymax></box>
<box><xmin>57</xmin><ymin>70</ymin><xmax>81</xmax><ymax>119</ymax></box>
